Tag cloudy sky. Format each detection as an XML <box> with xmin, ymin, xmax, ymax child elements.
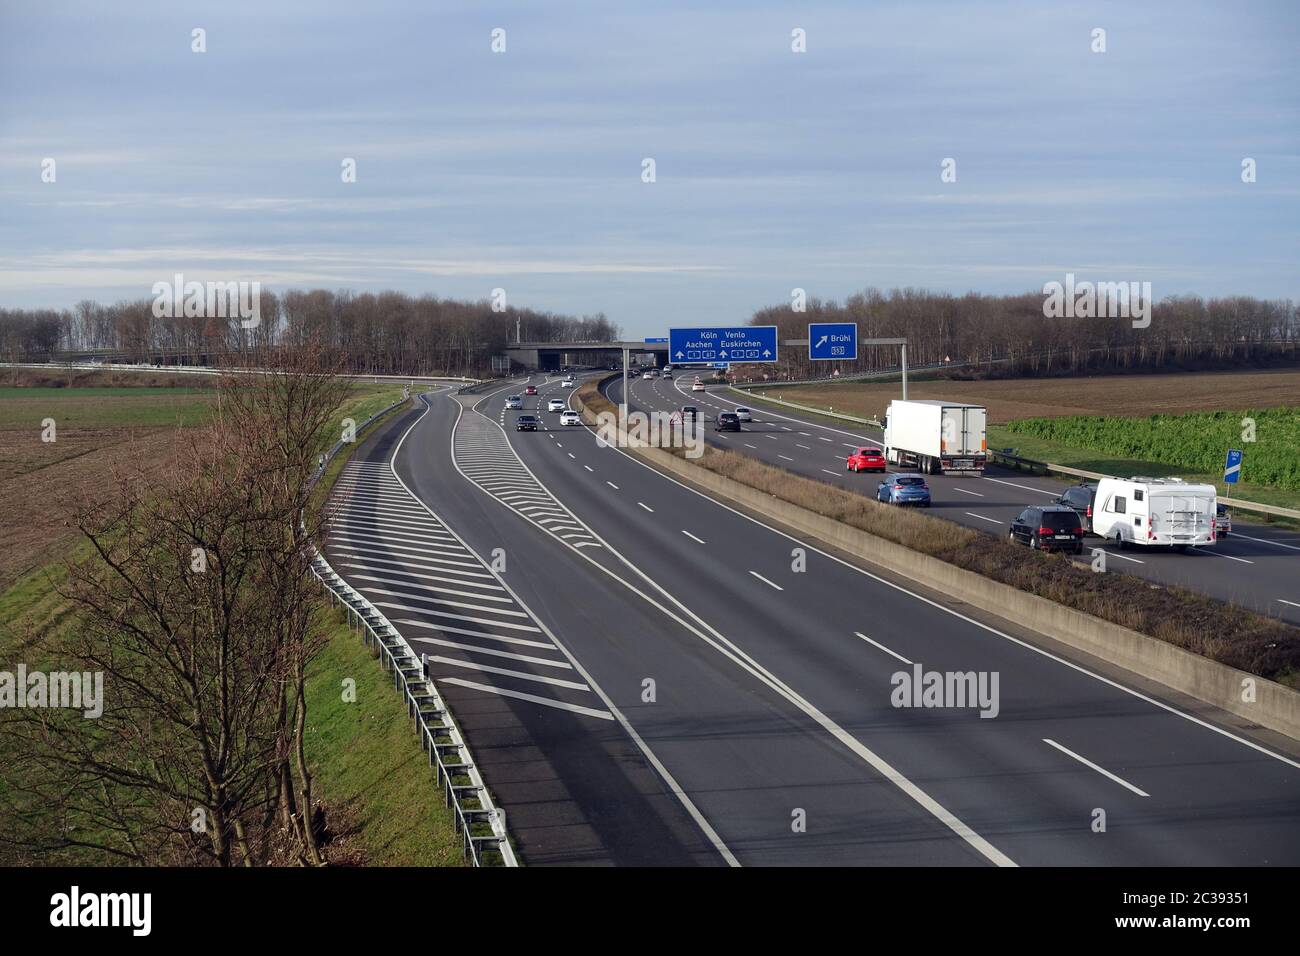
<box><xmin>1</xmin><ymin>0</ymin><xmax>1297</xmax><ymax>337</ymax></box>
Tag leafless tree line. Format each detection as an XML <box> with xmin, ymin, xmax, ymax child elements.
<box><xmin>0</xmin><ymin>348</ymin><xmax>353</xmax><ymax>865</ymax></box>
<box><xmin>747</xmin><ymin>288</ymin><xmax>1298</xmax><ymax>379</ymax></box>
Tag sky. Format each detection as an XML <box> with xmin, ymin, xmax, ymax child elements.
<box><xmin>1</xmin><ymin>0</ymin><xmax>1297</xmax><ymax>339</ymax></box>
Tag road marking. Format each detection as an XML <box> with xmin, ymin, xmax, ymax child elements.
<box><xmin>638</xmin><ymin>501</ymin><xmax>654</xmax><ymax>512</ymax></box>
<box><xmin>583</xmin><ymin>465</ymin><xmax>593</xmax><ymax>472</ymax></box>
<box><xmin>606</xmin><ymin>481</ymin><xmax>619</xmax><ymax>489</ymax></box>
<box><xmin>842</xmin><ymin>443</ymin><xmax>858</xmax><ymax>449</ymax></box>
<box><xmin>568</xmin><ymin>453</ymin><xmax>575</xmax><ymax>459</ymax></box>
<box><xmin>744</xmin><ymin>443</ymin><xmax>757</xmax><ymax>449</ymax></box>
<box><xmin>818</xmin><ymin>436</ymin><xmax>833</xmax><ymax>442</ymax></box>
<box><xmin>821</xmin><ymin>469</ymin><xmax>840</xmax><ymax>476</ymax></box>
<box><xmin>796</xmin><ymin>444</ymin><xmax>811</xmax><ymax>450</ymax></box>
<box><xmin>1231</xmin><ymin>532</ymin><xmax>1300</xmax><ymax>552</ymax></box>
<box><xmin>748</xmin><ymin>570</ymin><xmax>784</xmax><ymax>591</ymax></box>
<box><xmin>443</xmin><ymin>678</ymin><xmax>615</xmax><ymax>721</ymax></box>
<box><xmin>1277</xmin><ymin>599</ymin><xmax>1300</xmax><ymax>609</ymax></box>
<box><xmin>980</xmin><ymin>476</ymin><xmax>1057</xmax><ymax>496</ymax></box>
<box><xmin>954</xmin><ymin>487</ymin><xmax>984</xmax><ymax>497</ymax></box>
<box><xmin>681</xmin><ymin>530</ymin><xmax>706</xmax><ymax>544</ymax></box>
<box><xmin>854</xmin><ymin>632</ymin><xmax>913</xmax><ymax>665</ymax></box>
<box><xmin>1095</xmin><ymin>548</ymin><xmax>1145</xmax><ymax>564</ymax></box>
<box><xmin>429</xmin><ymin>656</ymin><xmax>591</xmax><ymax>691</ymax></box>
<box><xmin>407</xmin><ymin>634</ymin><xmax>571</xmax><ymax>668</ymax></box>
<box><xmin>1042</xmin><ymin>739</ymin><xmax>1149</xmax><ymax>797</ymax></box>
<box><xmin>778</xmin><ymin>454</ymin><xmax>795</xmax><ymax>462</ymax></box>
<box><xmin>965</xmin><ymin>512</ymin><xmax>1004</xmax><ymax>525</ymax></box>
<box><xmin>1192</xmin><ymin>549</ymin><xmax>1254</xmax><ymax>565</ymax></box>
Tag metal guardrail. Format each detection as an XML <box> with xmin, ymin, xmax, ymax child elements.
<box><xmin>306</xmin><ymin>394</ymin><xmax>518</xmax><ymax>867</ymax></box>
<box><xmin>727</xmin><ymin>387</ymin><xmax>882</xmax><ymax>426</ymax></box>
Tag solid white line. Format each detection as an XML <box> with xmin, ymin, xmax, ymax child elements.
<box><xmin>428</xmin><ymin>656</ymin><xmax>590</xmax><ymax>691</ymax></box>
<box><xmin>351</xmin><ymin>573</ymin><xmax>512</xmax><ymax>603</ymax></box>
<box><xmin>682</xmin><ymin>530</ymin><xmax>706</xmax><ymax>544</ymax></box>
<box><xmin>1042</xmin><ymin>738</ymin><xmax>1150</xmax><ymax>797</ymax></box>
<box><xmin>1278</xmin><ymin>599</ymin><xmax>1300</xmax><ymax>609</ymax></box>
<box><xmin>854</xmin><ymin>632</ymin><xmax>913</xmax><ymax>665</ymax></box>
<box><xmin>748</xmin><ymin>570</ymin><xmax>784</xmax><ymax>591</ymax></box>
<box><xmin>371</xmin><ymin>601</ymin><xmax>543</xmax><ymax>633</ymax></box>
<box><xmin>638</xmin><ymin>501</ymin><xmax>654</xmax><ymax>512</ymax></box>
<box><xmin>965</xmin><ymin>512</ymin><xmax>1004</xmax><ymax>525</ymax></box>
<box><xmin>361</xmin><ymin>587</ymin><xmax>530</xmax><ymax>617</ymax></box>
<box><xmin>1192</xmin><ymin>549</ymin><xmax>1254</xmax><ymax>565</ymax></box>
<box><xmin>408</xmin><ymin>634</ymin><xmax>570</xmax><ymax>668</ymax></box>
<box><xmin>1231</xmin><ymin>532</ymin><xmax>1300</xmax><ymax>552</ymax></box>
<box><xmin>442</xmin><ymin>678</ymin><xmax>615</xmax><ymax>721</ymax></box>
<box><xmin>333</xmin><ymin>553</ymin><xmax>497</xmax><ymax>582</ymax></box>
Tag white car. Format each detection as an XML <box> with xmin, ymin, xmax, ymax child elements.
<box><xmin>505</xmin><ymin>395</ymin><xmax>523</xmax><ymax>409</ymax></box>
<box><xmin>1091</xmin><ymin>477</ymin><xmax>1217</xmax><ymax>550</ymax></box>
<box><xmin>560</xmin><ymin>410</ymin><xmax>581</xmax><ymax>426</ymax></box>
<box><xmin>547</xmin><ymin>398</ymin><xmax>567</xmax><ymax>413</ymax></box>
<box><xmin>561</xmin><ymin>377</ymin><xmax>575</xmax><ymax>387</ymax></box>
<box><xmin>734</xmin><ymin>407</ymin><xmax>752</xmax><ymax>422</ymax></box>
<box><xmin>691</xmin><ymin>381</ymin><xmax>705</xmax><ymax>391</ymax></box>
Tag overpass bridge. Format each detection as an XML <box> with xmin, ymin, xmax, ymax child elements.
<box><xmin>505</xmin><ymin>340</ymin><xmax>669</xmax><ymax>371</ymax></box>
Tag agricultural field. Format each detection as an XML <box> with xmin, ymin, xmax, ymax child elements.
<box><xmin>0</xmin><ymin>378</ymin><xmax>407</xmax><ymax>589</ymax></box>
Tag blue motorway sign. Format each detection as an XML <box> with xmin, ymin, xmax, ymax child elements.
<box><xmin>669</xmin><ymin>326</ymin><xmax>778</xmax><ymax>364</ymax></box>
<box><xmin>809</xmin><ymin>322</ymin><xmax>858</xmax><ymax>361</ymax></box>
<box><xmin>1224</xmin><ymin>448</ymin><xmax>1243</xmax><ymax>484</ymax></box>
<box><xmin>644</xmin><ymin>336</ymin><xmax>668</xmax><ymax>343</ymax></box>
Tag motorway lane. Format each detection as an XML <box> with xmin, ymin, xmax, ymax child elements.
<box><xmin>481</xmin><ymin>372</ymin><xmax>1300</xmax><ymax>865</ymax></box>
<box><xmin>609</xmin><ymin>374</ymin><xmax>1300</xmax><ymax>626</ymax></box>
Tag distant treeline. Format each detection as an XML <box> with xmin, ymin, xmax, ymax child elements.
<box><xmin>748</xmin><ymin>289</ymin><xmax>1300</xmax><ymax>377</ymax></box>
<box><xmin>0</xmin><ymin>289</ymin><xmax>620</xmax><ymax>376</ymax></box>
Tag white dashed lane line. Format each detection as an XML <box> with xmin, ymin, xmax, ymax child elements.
<box><xmin>682</xmin><ymin>530</ymin><xmax>706</xmax><ymax>544</ymax></box>
<box><xmin>954</xmin><ymin>487</ymin><xmax>984</xmax><ymax>497</ymax></box>
<box><xmin>966</xmin><ymin>513</ymin><xmax>1004</xmax><ymax>525</ymax></box>
<box><xmin>606</xmin><ymin>481</ymin><xmax>619</xmax><ymax>489</ymax></box>
<box><xmin>748</xmin><ymin>570</ymin><xmax>784</xmax><ymax>591</ymax></box>
<box><xmin>854</xmin><ymin>631</ymin><xmax>913</xmax><ymax>665</ymax></box>
<box><xmin>638</xmin><ymin>501</ymin><xmax>654</xmax><ymax>512</ymax></box>
<box><xmin>1043</xmin><ymin>738</ymin><xmax>1150</xmax><ymax>797</ymax></box>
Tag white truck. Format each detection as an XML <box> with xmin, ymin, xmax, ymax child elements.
<box><xmin>1091</xmin><ymin>477</ymin><xmax>1217</xmax><ymax>550</ymax></box>
<box><xmin>882</xmin><ymin>399</ymin><xmax>987</xmax><ymax>474</ymax></box>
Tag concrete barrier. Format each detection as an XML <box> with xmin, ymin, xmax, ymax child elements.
<box><xmin>575</xmin><ymin>386</ymin><xmax>1300</xmax><ymax>741</ymax></box>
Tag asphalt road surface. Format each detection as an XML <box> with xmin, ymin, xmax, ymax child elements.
<box><xmin>319</xmin><ymin>373</ymin><xmax>1300</xmax><ymax>866</ymax></box>
<box><xmin>607</xmin><ymin>373</ymin><xmax>1300</xmax><ymax>626</ymax></box>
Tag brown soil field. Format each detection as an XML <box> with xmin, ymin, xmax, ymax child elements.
<box><xmin>750</xmin><ymin>367</ymin><xmax>1300</xmax><ymax>424</ymax></box>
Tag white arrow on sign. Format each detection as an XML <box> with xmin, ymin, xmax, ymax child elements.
<box><xmin>762</xmin><ymin>349</ymin><xmax>771</xmax><ymax>357</ymax></box>
<box><xmin>719</xmin><ymin>350</ymin><xmax>728</xmax><ymax>358</ymax></box>
<box><xmin>675</xmin><ymin>350</ymin><xmax>684</xmax><ymax>359</ymax></box>
<box><xmin>814</xmin><ymin>335</ymin><xmax>828</xmax><ymax>349</ymax></box>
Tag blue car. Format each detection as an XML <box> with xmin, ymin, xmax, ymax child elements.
<box><xmin>877</xmin><ymin>473</ymin><xmax>931</xmax><ymax>507</ymax></box>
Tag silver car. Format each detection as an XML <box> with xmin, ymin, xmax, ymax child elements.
<box><xmin>505</xmin><ymin>395</ymin><xmax>523</xmax><ymax>409</ymax></box>
<box><xmin>734</xmin><ymin>407</ymin><xmax>752</xmax><ymax>422</ymax></box>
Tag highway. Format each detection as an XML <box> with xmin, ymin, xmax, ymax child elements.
<box><xmin>607</xmin><ymin>373</ymin><xmax>1300</xmax><ymax>626</ymax></box>
<box><xmin>318</xmin><ymin>372</ymin><xmax>1300</xmax><ymax>866</ymax></box>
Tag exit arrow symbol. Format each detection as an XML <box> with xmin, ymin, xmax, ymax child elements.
<box><xmin>814</xmin><ymin>335</ymin><xmax>828</xmax><ymax>349</ymax></box>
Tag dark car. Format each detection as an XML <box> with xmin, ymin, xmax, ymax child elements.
<box><xmin>515</xmin><ymin>415</ymin><xmax>541</xmax><ymax>431</ymax></box>
<box><xmin>681</xmin><ymin>406</ymin><xmax>700</xmax><ymax>422</ymax></box>
<box><xmin>1008</xmin><ymin>505</ymin><xmax>1085</xmax><ymax>553</ymax></box>
<box><xmin>877</xmin><ymin>473</ymin><xmax>931</xmax><ymax>507</ymax></box>
<box><xmin>1054</xmin><ymin>483</ymin><xmax>1096</xmax><ymax>532</ymax></box>
<box><xmin>715</xmin><ymin>412</ymin><xmax>741</xmax><ymax>431</ymax></box>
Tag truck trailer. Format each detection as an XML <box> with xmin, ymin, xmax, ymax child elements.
<box><xmin>882</xmin><ymin>399</ymin><xmax>987</xmax><ymax>475</ymax></box>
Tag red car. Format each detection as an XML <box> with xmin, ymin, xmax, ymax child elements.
<box><xmin>846</xmin><ymin>446</ymin><xmax>886</xmax><ymax>473</ymax></box>
<box><xmin>524</xmin><ymin>385</ymin><xmax>538</xmax><ymax>395</ymax></box>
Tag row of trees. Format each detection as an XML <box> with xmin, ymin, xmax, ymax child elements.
<box><xmin>745</xmin><ymin>289</ymin><xmax>1299</xmax><ymax>378</ymax></box>
<box><xmin>0</xmin><ymin>291</ymin><xmax>621</xmax><ymax>376</ymax></box>
<box><xmin>1</xmin><ymin>350</ymin><xmax>351</xmax><ymax>865</ymax></box>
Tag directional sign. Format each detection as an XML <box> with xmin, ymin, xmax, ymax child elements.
<box><xmin>644</xmin><ymin>336</ymin><xmax>668</xmax><ymax>343</ymax></box>
<box><xmin>669</xmin><ymin>326</ymin><xmax>777</xmax><ymax>364</ymax></box>
<box><xmin>1224</xmin><ymin>448</ymin><xmax>1243</xmax><ymax>484</ymax></box>
<box><xmin>809</xmin><ymin>322</ymin><xmax>857</xmax><ymax>361</ymax></box>
<box><xmin>710</xmin><ymin>362</ymin><xmax>730</xmax><ymax>369</ymax></box>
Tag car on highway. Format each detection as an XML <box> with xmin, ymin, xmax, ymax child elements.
<box><xmin>1215</xmin><ymin>502</ymin><xmax>1232</xmax><ymax>538</ymax></box>
<box><xmin>663</xmin><ymin>371</ymin><xmax>672</xmax><ymax>379</ymax></box>
<box><xmin>1092</xmin><ymin>477</ymin><xmax>1217</xmax><ymax>550</ymax></box>
<box><xmin>524</xmin><ymin>385</ymin><xmax>538</xmax><ymax>396</ymax></box>
<box><xmin>642</xmin><ymin>370</ymin><xmax>654</xmax><ymax>380</ymax></box>
<box><xmin>691</xmin><ymin>381</ymin><xmax>705</xmax><ymax>391</ymax></box>
<box><xmin>1054</xmin><ymin>483</ymin><xmax>1096</xmax><ymax>532</ymax></box>
<box><xmin>547</xmin><ymin>398</ymin><xmax>566</xmax><ymax>413</ymax></box>
<box><xmin>561</xmin><ymin>377</ymin><xmax>575</xmax><ymax>387</ymax></box>
<box><xmin>846</xmin><ymin>446</ymin><xmax>887</xmax><ymax>473</ymax></box>
<box><xmin>715</xmin><ymin>412</ymin><xmax>741</xmax><ymax>431</ymax></box>
<box><xmin>877</xmin><ymin>473</ymin><xmax>931</xmax><ymax>507</ymax></box>
<box><xmin>681</xmin><ymin>405</ymin><xmax>699</xmax><ymax>422</ymax></box>
<box><xmin>505</xmin><ymin>395</ymin><xmax>523</xmax><ymax>410</ymax></box>
<box><xmin>560</xmin><ymin>410</ymin><xmax>581</xmax><ymax>426</ymax></box>
<box><xmin>734</xmin><ymin>407</ymin><xmax>752</xmax><ymax>422</ymax></box>
<box><xmin>515</xmin><ymin>414</ymin><xmax>541</xmax><ymax>431</ymax></box>
<box><xmin>1008</xmin><ymin>505</ymin><xmax>1085</xmax><ymax>554</ymax></box>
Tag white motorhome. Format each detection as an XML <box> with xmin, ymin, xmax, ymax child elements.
<box><xmin>1091</xmin><ymin>477</ymin><xmax>1217</xmax><ymax>550</ymax></box>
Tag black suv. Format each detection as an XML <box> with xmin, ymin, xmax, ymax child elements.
<box><xmin>515</xmin><ymin>415</ymin><xmax>541</xmax><ymax>431</ymax></box>
<box><xmin>1054</xmin><ymin>483</ymin><xmax>1096</xmax><ymax>532</ymax></box>
<box><xmin>715</xmin><ymin>412</ymin><xmax>741</xmax><ymax>431</ymax></box>
<box><xmin>1008</xmin><ymin>505</ymin><xmax>1085</xmax><ymax>553</ymax></box>
<box><xmin>681</xmin><ymin>406</ymin><xmax>699</xmax><ymax>422</ymax></box>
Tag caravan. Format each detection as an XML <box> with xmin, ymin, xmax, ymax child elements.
<box><xmin>1091</xmin><ymin>477</ymin><xmax>1217</xmax><ymax>551</ymax></box>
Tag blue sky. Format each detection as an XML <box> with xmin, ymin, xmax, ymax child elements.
<box><xmin>1</xmin><ymin>0</ymin><xmax>1297</xmax><ymax>338</ymax></box>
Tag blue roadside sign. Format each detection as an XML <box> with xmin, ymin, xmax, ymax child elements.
<box><xmin>1223</xmin><ymin>448</ymin><xmax>1243</xmax><ymax>484</ymax></box>
<box><xmin>669</xmin><ymin>326</ymin><xmax>777</xmax><ymax>364</ymax></box>
<box><xmin>644</xmin><ymin>337</ymin><xmax>668</xmax><ymax>343</ymax></box>
<box><xmin>809</xmin><ymin>322</ymin><xmax>858</xmax><ymax>361</ymax></box>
